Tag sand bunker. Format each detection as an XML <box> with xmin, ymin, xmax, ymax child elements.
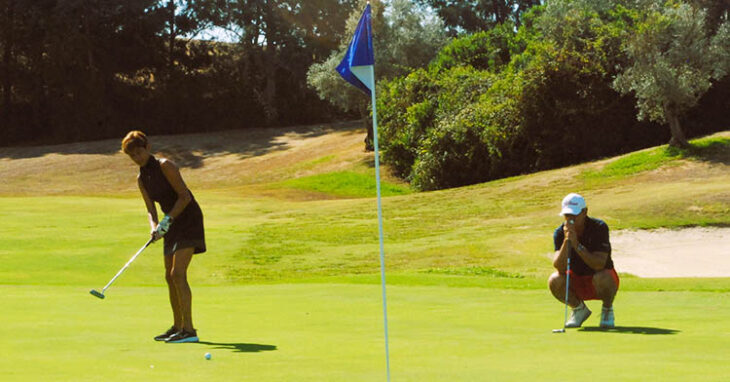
<box><xmin>611</xmin><ymin>227</ymin><xmax>730</xmax><ymax>278</ymax></box>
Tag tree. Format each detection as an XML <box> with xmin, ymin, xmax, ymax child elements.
<box><xmin>0</xmin><ymin>0</ymin><xmax>16</xmax><ymax>134</ymax></box>
<box><xmin>613</xmin><ymin>1</ymin><xmax>730</xmax><ymax>147</ymax></box>
<box><xmin>209</xmin><ymin>0</ymin><xmax>359</xmax><ymax>125</ymax></box>
<box><xmin>307</xmin><ymin>0</ymin><xmax>447</xmax><ymax>148</ymax></box>
<box><xmin>417</xmin><ymin>0</ymin><xmax>542</xmax><ymax>35</ymax></box>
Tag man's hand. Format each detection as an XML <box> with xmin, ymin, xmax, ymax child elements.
<box><xmin>154</xmin><ymin>215</ymin><xmax>174</xmax><ymax>239</ymax></box>
<box><xmin>564</xmin><ymin>219</ymin><xmax>578</xmax><ymax>249</ymax></box>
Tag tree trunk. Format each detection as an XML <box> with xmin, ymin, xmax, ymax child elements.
<box><xmin>1</xmin><ymin>0</ymin><xmax>15</xmax><ymax>128</ymax></box>
<box><xmin>361</xmin><ymin>106</ymin><xmax>373</xmax><ymax>151</ymax></box>
<box><xmin>166</xmin><ymin>0</ymin><xmax>176</xmax><ymax>85</ymax></box>
<box><xmin>665</xmin><ymin>107</ymin><xmax>689</xmax><ymax>148</ymax></box>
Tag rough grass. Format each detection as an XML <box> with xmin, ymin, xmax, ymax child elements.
<box><xmin>0</xmin><ymin>131</ymin><xmax>729</xmax><ymax>285</ymax></box>
<box><xmin>274</xmin><ymin>171</ymin><xmax>412</xmax><ymax>198</ymax></box>
<box><xmin>581</xmin><ymin>135</ymin><xmax>730</xmax><ymax>185</ymax></box>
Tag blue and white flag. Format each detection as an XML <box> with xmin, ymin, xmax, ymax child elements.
<box><xmin>336</xmin><ymin>4</ymin><xmax>391</xmax><ymax>381</ymax></box>
<box><xmin>336</xmin><ymin>4</ymin><xmax>375</xmax><ymax>96</ymax></box>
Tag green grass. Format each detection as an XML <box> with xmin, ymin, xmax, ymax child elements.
<box><xmin>3</xmin><ymin>285</ymin><xmax>730</xmax><ymax>381</ymax></box>
<box><xmin>581</xmin><ymin>147</ymin><xmax>683</xmax><ymax>181</ymax></box>
<box><xmin>581</xmin><ymin>135</ymin><xmax>730</xmax><ymax>184</ymax></box>
<box><xmin>1</xmin><ymin>130</ymin><xmax>730</xmax><ymax>380</ymax></box>
<box><xmin>276</xmin><ymin>170</ymin><xmax>413</xmax><ymax>198</ymax></box>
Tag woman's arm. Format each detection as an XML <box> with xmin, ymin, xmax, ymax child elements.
<box><xmin>138</xmin><ymin>175</ymin><xmax>158</xmax><ymax>234</ymax></box>
<box><xmin>159</xmin><ymin>159</ymin><xmax>192</xmax><ymax>219</ymax></box>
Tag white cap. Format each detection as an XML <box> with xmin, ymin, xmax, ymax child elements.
<box><xmin>560</xmin><ymin>193</ymin><xmax>586</xmax><ymax>216</ymax></box>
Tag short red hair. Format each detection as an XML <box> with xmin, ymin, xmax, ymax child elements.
<box><xmin>121</xmin><ymin>131</ymin><xmax>148</xmax><ymax>153</ymax></box>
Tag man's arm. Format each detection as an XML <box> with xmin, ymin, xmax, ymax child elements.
<box><xmin>573</xmin><ymin>244</ymin><xmax>609</xmax><ymax>270</ymax></box>
<box><xmin>553</xmin><ymin>240</ymin><xmax>571</xmax><ymax>272</ymax></box>
<box><xmin>570</xmin><ymin>222</ymin><xmax>610</xmax><ymax>270</ymax></box>
<box><xmin>552</xmin><ymin>226</ymin><xmax>570</xmax><ymax>272</ymax></box>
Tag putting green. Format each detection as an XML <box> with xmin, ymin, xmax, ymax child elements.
<box><xmin>2</xmin><ymin>284</ymin><xmax>729</xmax><ymax>381</ymax></box>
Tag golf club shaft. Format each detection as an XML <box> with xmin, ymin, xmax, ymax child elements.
<box><xmin>561</xmin><ymin>219</ymin><xmax>575</xmax><ymax>328</ymax></box>
<box><xmin>101</xmin><ymin>238</ymin><xmax>154</xmax><ymax>293</ymax></box>
<box><xmin>563</xmin><ymin>256</ymin><xmax>571</xmax><ymax>328</ymax></box>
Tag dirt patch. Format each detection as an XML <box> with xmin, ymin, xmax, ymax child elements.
<box><xmin>611</xmin><ymin>227</ymin><xmax>730</xmax><ymax>278</ymax></box>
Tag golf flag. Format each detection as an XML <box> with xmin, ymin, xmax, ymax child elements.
<box><xmin>337</xmin><ymin>4</ymin><xmax>391</xmax><ymax>381</ymax></box>
<box><xmin>336</xmin><ymin>4</ymin><xmax>375</xmax><ymax>96</ymax></box>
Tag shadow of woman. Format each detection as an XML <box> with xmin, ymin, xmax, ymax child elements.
<box><xmin>578</xmin><ymin>326</ymin><xmax>680</xmax><ymax>335</ymax></box>
<box><xmin>196</xmin><ymin>341</ymin><xmax>277</xmax><ymax>353</ymax></box>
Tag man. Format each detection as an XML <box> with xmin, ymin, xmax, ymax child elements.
<box><xmin>548</xmin><ymin>193</ymin><xmax>619</xmax><ymax>328</ymax></box>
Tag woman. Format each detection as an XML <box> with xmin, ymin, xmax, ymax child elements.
<box><xmin>122</xmin><ymin>131</ymin><xmax>206</xmax><ymax>343</ymax></box>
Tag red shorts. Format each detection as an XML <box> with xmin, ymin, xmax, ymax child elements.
<box><xmin>567</xmin><ymin>269</ymin><xmax>620</xmax><ymax>301</ymax></box>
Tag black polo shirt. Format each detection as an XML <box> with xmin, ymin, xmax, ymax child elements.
<box><xmin>553</xmin><ymin>217</ymin><xmax>613</xmax><ymax>276</ymax></box>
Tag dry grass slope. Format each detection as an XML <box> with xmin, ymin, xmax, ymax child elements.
<box><xmin>0</xmin><ymin>121</ymin><xmax>403</xmax><ymax>196</ymax></box>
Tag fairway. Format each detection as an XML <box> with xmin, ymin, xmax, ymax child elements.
<box><xmin>2</xmin><ymin>284</ymin><xmax>730</xmax><ymax>381</ymax></box>
<box><xmin>1</xmin><ymin>127</ymin><xmax>729</xmax><ymax>381</ymax></box>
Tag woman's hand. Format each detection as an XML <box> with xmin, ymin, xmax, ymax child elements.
<box><xmin>154</xmin><ymin>215</ymin><xmax>174</xmax><ymax>240</ymax></box>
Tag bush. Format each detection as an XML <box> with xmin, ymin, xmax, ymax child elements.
<box><xmin>411</xmin><ymin>71</ymin><xmax>524</xmax><ymax>190</ymax></box>
<box><xmin>430</xmin><ymin>22</ymin><xmax>526</xmax><ymax>74</ymax></box>
<box><xmin>378</xmin><ymin>2</ymin><xmax>728</xmax><ymax>191</ymax></box>
<box><xmin>378</xmin><ymin>67</ymin><xmax>497</xmax><ymax>181</ymax></box>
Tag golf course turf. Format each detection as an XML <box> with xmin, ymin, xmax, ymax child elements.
<box><xmin>1</xmin><ymin>127</ymin><xmax>728</xmax><ymax>381</ymax></box>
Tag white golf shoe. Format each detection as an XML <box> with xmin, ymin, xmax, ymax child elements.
<box><xmin>600</xmin><ymin>306</ymin><xmax>615</xmax><ymax>328</ymax></box>
<box><xmin>565</xmin><ymin>303</ymin><xmax>591</xmax><ymax>328</ymax></box>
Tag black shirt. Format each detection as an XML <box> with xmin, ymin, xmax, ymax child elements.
<box><xmin>553</xmin><ymin>217</ymin><xmax>613</xmax><ymax>276</ymax></box>
<box><xmin>139</xmin><ymin>155</ymin><xmax>206</xmax><ymax>255</ymax></box>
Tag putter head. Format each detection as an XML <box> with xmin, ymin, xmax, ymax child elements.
<box><xmin>552</xmin><ymin>329</ymin><xmax>565</xmax><ymax>333</ymax></box>
<box><xmin>90</xmin><ymin>289</ymin><xmax>105</xmax><ymax>299</ymax></box>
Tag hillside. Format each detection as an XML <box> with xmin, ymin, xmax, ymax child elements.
<box><xmin>0</xmin><ymin>124</ymin><xmax>729</xmax><ymax>284</ymax></box>
<box><xmin>0</xmin><ymin>121</ymin><xmax>405</xmax><ymax>197</ymax></box>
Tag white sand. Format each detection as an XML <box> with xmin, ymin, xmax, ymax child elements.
<box><xmin>610</xmin><ymin>227</ymin><xmax>730</xmax><ymax>278</ymax></box>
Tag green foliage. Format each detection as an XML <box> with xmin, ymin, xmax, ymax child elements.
<box><xmin>307</xmin><ymin>0</ymin><xmax>448</xmax><ymax>115</ymax></box>
<box><xmin>430</xmin><ymin>22</ymin><xmax>526</xmax><ymax>73</ymax></box>
<box><xmin>417</xmin><ymin>0</ymin><xmax>542</xmax><ymax>35</ymax></box>
<box><xmin>377</xmin><ymin>69</ymin><xmax>439</xmax><ymax>177</ymax></box>
<box><xmin>410</xmin><ymin>70</ymin><xmax>523</xmax><ymax>190</ymax></box>
<box><xmin>612</xmin><ymin>1</ymin><xmax>730</xmax><ymax>146</ymax></box>
<box><xmin>0</xmin><ymin>0</ymin><xmax>360</xmax><ymax>145</ymax></box>
<box><xmin>377</xmin><ymin>66</ymin><xmax>518</xmax><ymax>188</ymax></box>
<box><xmin>379</xmin><ymin>0</ymin><xmax>692</xmax><ymax>190</ymax></box>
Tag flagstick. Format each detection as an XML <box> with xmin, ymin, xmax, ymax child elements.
<box><xmin>370</xmin><ymin>65</ymin><xmax>391</xmax><ymax>382</ymax></box>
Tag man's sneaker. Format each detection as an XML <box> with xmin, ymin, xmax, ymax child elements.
<box><xmin>166</xmin><ymin>329</ymin><xmax>199</xmax><ymax>343</ymax></box>
<box><xmin>565</xmin><ymin>303</ymin><xmax>592</xmax><ymax>328</ymax></box>
<box><xmin>600</xmin><ymin>306</ymin><xmax>615</xmax><ymax>328</ymax></box>
<box><xmin>154</xmin><ymin>326</ymin><xmax>179</xmax><ymax>342</ymax></box>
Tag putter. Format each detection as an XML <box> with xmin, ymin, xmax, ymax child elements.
<box><xmin>552</xmin><ymin>257</ymin><xmax>571</xmax><ymax>333</ymax></box>
<box><xmin>90</xmin><ymin>237</ymin><xmax>155</xmax><ymax>299</ymax></box>
<box><xmin>553</xmin><ymin>219</ymin><xmax>574</xmax><ymax>333</ymax></box>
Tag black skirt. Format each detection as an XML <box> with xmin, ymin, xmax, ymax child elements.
<box><xmin>163</xmin><ymin>201</ymin><xmax>206</xmax><ymax>256</ymax></box>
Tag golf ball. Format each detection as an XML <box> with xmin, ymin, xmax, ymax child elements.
<box><xmin>205</xmin><ymin>352</ymin><xmax>211</xmax><ymax>360</ymax></box>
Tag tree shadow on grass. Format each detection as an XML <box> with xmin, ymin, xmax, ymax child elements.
<box><xmin>0</xmin><ymin>120</ymin><xmax>362</xmax><ymax>164</ymax></box>
<box><xmin>667</xmin><ymin>139</ymin><xmax>730</xmax><ymax>165</ymax></box>
<box><xmin>578</xmin><ymin>326</ymin><xmax>680</xmax><ymax>335</ymax></box>
<box><xmin>197</xmin><ymin>341</ymin><xmax>277</xmax><ymax>353</ymax></box>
